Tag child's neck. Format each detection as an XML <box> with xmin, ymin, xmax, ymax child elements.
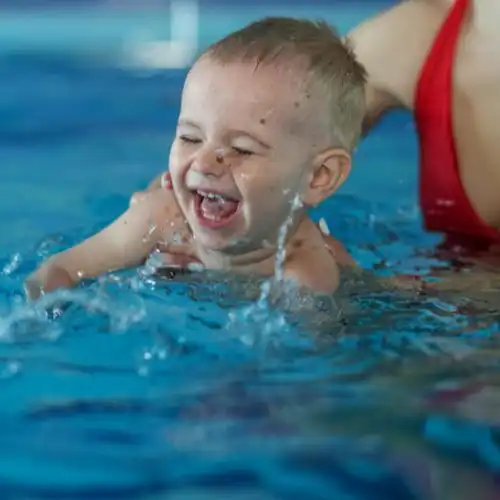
<box><xmin>195</xmin><ymin>214</ymin><xmax>306</xmax><ymax>275</ymax></box>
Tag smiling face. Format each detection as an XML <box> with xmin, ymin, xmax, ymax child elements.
<box><xmin>169</xmin><ymin>56</ymin><xmax>343</xmax><ymax>257</ymax></box>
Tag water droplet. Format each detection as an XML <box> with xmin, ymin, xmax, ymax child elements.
<box><xmin>35</xmin><ymin>234</ymin><xmax>66</xmax><ymax>258</ymax></box>
<box><xmin>1</xmin><ymin>253</ymin><xmax>22</xmax><ymax>276</ymax></box>
<box><xmin>142</xmin><ymin>220</ymin><xmax>157</xmax><ymax>243</ymax></box>
<box><xmin>187</xmin><ymin>262</ymin><xmax>204</xmax><ymax>272</ymax></box>
<box><xmin>171</xmin><ymin>232</ymin><xmax>183</xmax><ymax>245</ymax></box>
<box><xmin>318</xmin><ymin>218</ymin><xmax>330</xmax><ymax>235</ymax></box>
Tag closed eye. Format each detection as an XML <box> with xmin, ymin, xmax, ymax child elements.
<box><xmin>179</xmin><ymin>136</ymin><xmax>201</xmax><ymax>144</ymax></box>
<box><xmin>233</xmin><ymin>147</ymin><xmax>253</xmax><ymax>156</ymax></box>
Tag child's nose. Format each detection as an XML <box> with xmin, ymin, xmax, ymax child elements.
<box><xmin>192</xmin><ymin>148</ymin><xmax>227</xmax><ymax>177</ymax></box>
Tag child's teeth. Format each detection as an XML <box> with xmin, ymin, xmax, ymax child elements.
<box><xmin>201</xmin><ymin>191</ymin><xmax>224</xmax><ymax>201</ymax></box>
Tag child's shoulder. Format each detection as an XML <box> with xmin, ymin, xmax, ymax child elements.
<box><xmin>284</xmin><ymin>218</ymin><xmax>354</xmax><ymax>294</ymax></box>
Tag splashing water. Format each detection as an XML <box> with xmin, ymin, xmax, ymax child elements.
<box><xmin>1</xmin><ymin>253</ymin><xmax>22</xmax><ymax>277</ymax></box>
<box><xmin>227</xmin><ymin>194</ymin><xmax>304</xmax><ymax>346</ymax></box>
<box><xmin>273</xmin><ymin>194</ymin><xmax>303</xmax><ymax>285</ymax></box>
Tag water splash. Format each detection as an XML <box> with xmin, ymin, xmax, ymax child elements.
<box><xmin>226</xmin><ymin>194</ymin><xmax>303</xmax><ymax>347</ymax></box>
<box><xmin>273</xmin><ymin>195</ymin><xmax>303</xmax><ymax>285</ymax></box>
<box><xmin>35</xmin><ymin>234</ymin><xmax>68</xmax><ymax>260</ymax></box>
<box><xmin>1</xmin><ymin>253</ymin><xmax>22</xmax><ymax>276</ymax></box>
<box><xmin>137</xmin><ymin>248</ymin><xmax>164</xmax><ymax>283</ymax></box>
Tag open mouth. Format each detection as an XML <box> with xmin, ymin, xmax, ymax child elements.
<box><xmin>193</xmin><ymin>190</ymin><xmax>241</xmax><ymax>229</ymax></box>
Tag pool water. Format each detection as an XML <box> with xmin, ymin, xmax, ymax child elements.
<box><xmin>1</xmin><ymin>3</ymin><xmax>500</xmax><ymax>499</ymax></box>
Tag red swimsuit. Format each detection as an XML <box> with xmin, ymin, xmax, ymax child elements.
<box><xmin>415</xmin><ymin>0</ymin><xmax>500</xmax><ymax>246</ymax></box>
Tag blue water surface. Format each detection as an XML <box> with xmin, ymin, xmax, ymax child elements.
<box><xmin>1</xmin><ymin>4</ymin><xmax>500</xmax><ymax>500</ymax></box>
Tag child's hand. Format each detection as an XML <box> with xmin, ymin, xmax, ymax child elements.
<box><xmin>24</xmin><ymin>263</ymin><xmax>74</xmax><ymax>301</ymax></box>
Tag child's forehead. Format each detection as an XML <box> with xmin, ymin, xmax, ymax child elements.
<box><xmin>179</xmin><ymin>59</ymin><xmax>326</xmax><ymax>143</ymax></box>
<box><xmin>182</xmin><ymin>58</ymin><xmax>310</xmax><ymax>121</ymax></box>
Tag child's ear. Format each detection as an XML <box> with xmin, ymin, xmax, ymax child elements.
<box><xmin>301</xmin><ymin>148</ymin><xmax>351</xmax><ymax>207</ymax></box>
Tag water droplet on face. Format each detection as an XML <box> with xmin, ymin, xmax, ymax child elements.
<box><xmin>76</xmin><ymin>270</ymin><xmax>84</xmax><ymax>279</ymax></box>
<box><xmin>239</xmin><ymin>173</ymin><xmax>252</xmax><ymax>181</ymax></box>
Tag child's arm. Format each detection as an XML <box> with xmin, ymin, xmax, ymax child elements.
<box><xmin>25</xmin><ymin>189</ymin><xmax>177</xmax><ymax>299</ymax></box>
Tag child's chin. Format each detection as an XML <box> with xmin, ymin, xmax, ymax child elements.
<box><xmin>194</xmin><ymin>232</ymin><xmax>232</xmax><ymax>251</ymax></box>
<box><xmin>194</xmin><ymin>231</ymin><xmax>243</xmax><ymax>254</ymax></box>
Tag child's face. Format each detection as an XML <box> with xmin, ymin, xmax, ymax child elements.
<box><xmin>169</xmin><ymin>57</ymin><xmax>321</xmax><ymax>254</ymax></box>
